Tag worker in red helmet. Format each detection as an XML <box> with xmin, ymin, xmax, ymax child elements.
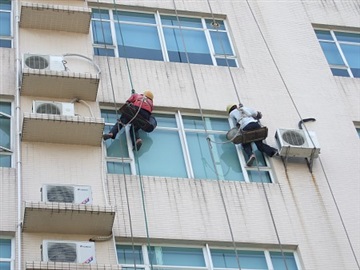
<box><xmin>227</xmin><ymin>103</ymin><xmax>278</xmax><ymax>166</ymax></box>
<box><xmin>103</xmin><ymin>90</ymin><xmax>155</xmax><ymax>151</ymax></box>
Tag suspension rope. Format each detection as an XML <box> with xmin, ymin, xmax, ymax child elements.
<box><xmin>171</xmin><ymin>1</ymin><xmax>242</xmax><ymax>268</ymax></box>
<box><xmin>110</xmin><ymin>2</ymin><xmax>154</xmax><ymax>269</ymax></box>
<box><xmin>95</xmin><ymin>1</ymin><xmax>139</xmax><ymax>269</ymax></box>
<box><xmin>204</xmin><ymin>1</ymin><xmax>289</xmax><ymax>268</ymax></box>
<box><xmin>245</xmin><ymin>0</ymin><xmax>359</xmax><ymax>268</ymax></box>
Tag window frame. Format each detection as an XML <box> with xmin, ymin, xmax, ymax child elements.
<box><xmin>91</xmin><ymin>7</ymin><xmax>238</xmax><ymax>67</ymax></box>
<box><xmin>315</xmin><ymin>28</ymin><xmax>360</xmax><ymax>78</ymax></box>
<box><xmin>0</xmin><ymin>236</ymin><xmax>15</xmax><ymax>270</ymax></box>
<box><xmin>0</xmin><ymin>100</ymin><xmax>13</xmax><ymax>168</ymax></box>
<box><xmin>101</xmin><ymin>108</ymin><xmax>275</xmax><ymax>183</ymax></box>
<box><xmin>116</xmin><ymin>242</ymin><xmax>301</xmax><ymax>270</ymax></box>
<box><xmin>0</xmin><ymin>0</ymin><xmax>12</xmax><ymax>48</ymax></box>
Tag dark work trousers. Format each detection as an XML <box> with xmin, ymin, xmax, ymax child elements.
<box><xmin>242</xmin><ymin>122</ymin><xmax>277</xmax><ymax>158</ymax></box>
<box><xmin>109</xmin><ymin>106</ymin><xmax>151</xmax><ymax>147</ymax></box>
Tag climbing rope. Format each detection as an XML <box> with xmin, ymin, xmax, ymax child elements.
<box><xmin>244</xmin><ymin>0</ymin><xmax>359</xmax><ymax>268</ymax></box>
<box><xmin>171</xmin><ymin>0</ymin><xmax>242</xmax><ymax>268</ymax></box>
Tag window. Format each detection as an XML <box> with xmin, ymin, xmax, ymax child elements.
<box><xmin>0</xmin><ymin>238</ymin><xmax>13</xmax><ymax>270</ymax></box>
<box><xmin>91</xmin><ymin>8</ymin><xmax>237</xmax><ymax>67</ymax></box>
<box><xmin>0</xmin><ymin>102</ymin><xmax>12</xmax><ymax>167</ymax></box>
<box><xmin>116</xmin><ymin>244</ymin><xmax>300</xmax><ymax>270</ymax></box>
<box><xmin>101</xmin><ymin>109</ymin><xmax>274</xmax><ymax>183</ymax></box>
<box><xmin>0</xmin><ymin>0</ymin><xmax>11</xmax><ymax>48</ymax></box>
<box><xmin>315</xmin><ymin>29</ymin><xmax>360</xmax><ymax>78</ymax></box>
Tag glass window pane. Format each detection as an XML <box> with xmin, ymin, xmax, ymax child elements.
<box><xmin>211</xmin><ymin>249</ymin><xmax>267</xmax><ymax>269</ymax></box>
<box><xmin>335</xmin><ymin>31</ymin><xmax>360</xmax><ymax>43</ymax></box>
<box><xmin>91</xmin><ymin>9</ymin><xmax>110</xmax><ymax>20</ymax></box>
<box><xmin>319</xmin><ymin>41</ymin><xmax>345</xmax><ymax>66</ymax></box>
<box><xmin>0</xmin><ymin>0</ymin><xmax>10</xmax><ymax>10</ymax></box>
<box><xmin>0</xmin><ymin>239</ymin><xmax>11</xmax><ymax>258</ymax></box>
<box><xmin>0</xmin><ymin>117</ymin><xmax>10</xmax><ymax>149</ymax></box>
<box><xmin>210</xmin><ymin>31</ymin><xmax>233</xmax><ymax>55</ymax></box>
<box><xmin>331</xmin><ymin>68</ymin><xmax>350</xmax><ymax>77</ymax></box>
<box><xmin>183</xmin><ymin>116</ymin><xmax>205</xmax><ymax>130</ymax></box>
<box><xmin>107</xmin><ymin>162</ymin><xmax>131</xmax><ymax>174</ymax></box>
<box><xmin>101</xmin><ymin>109</ymin><xmax>118</xmax><ymax>124</ymax></box>
<box><xmin>356</xmin><ymin>128</ymin><xmax>360</xmax><ymax>138</ymax></box>
<box><xmin>205</xmin><ymin>19</ymin><xmax>226</xmax><ymax>30</ymax></box>
<box><xmin>340</xmin><ymin>44</ymin><xmax>360</xmax><ymax>69</ymax></box>
<box><xmin>105</xmin><ymin>131</ymin><xmax>129</xmax><ymax>158</ymax></box>
<box><xmin>116</xmin><ymin>24</ymin><xmax>163</xmax><ymax>61</ymax></box>
<box><xmin>0</xmin><ymin>155</ymin><xmax>11</xmax><ymax>167</ymax></box>
<box><xmin>92</xmin><ymin>21</ymin><xmax>113</xmax><ymax>45</ymax></box>
<box><xmin>216</xmin><ymin>58</ymin><xmax>237</xmax><ymax>67</ymax></box>
<box><xmin>247</xmin><ymin>170</ymin><xmax>271</xmax><ymax>183</ymax></box>
<box><xmin>94</xmin><ymin>48</ymin><xmax>115</xmax><ymax>57</ymax></box>
<box><xmin>315</xmin><ymin>30</ymin><xmax>333</xmax><ymax>41</ymax></box>
<box><xmin>136</xmin><ymin>130</ymin><xmax>188</xmax><ymax>178</ymax></box>
<box><xmin>0</xmin><ymin>262</ymin><xmax>11</xmax><ymax>270</ymax></box>
<box><xmin>0</xmin><ymin>12</ymin><xmax>10</xmax><ymax>36</ymax></box>
<box><xmin>164</xmin><ymin>28</ymin><xmax>212</xmax><ymax>65</ymax></box>
<box><xmin>0</xmin><ymin>102</ymin><xmax>11</xmax><ymax>115</ymax></box>
<box><xmin>351</xmin><ymin>68</ymin><xmax>360</xmax><ymax>78</ymax></box>
<box><xmin>117</xmin><ymin>245</ymin><xmax>144</xmax><ymax>264</ymax></box>
<box><xmin>151</xmin><ymin>247</ymin><xmax>205</xmax><ymax>266</ymax></box>
<box><xmin>114</xmin><ymin>11</ymin><xmax>156</xmax><ymax>24</ymax></box>
<box><xmin>155</xmin><ymin>114</ymin><xmax>177</xmax><ymax>128</ymax></box>
<box><xmin>161</xmin><ymin>15</ymin><xmax>203</xmax><ymax>28</ymax></box>
<box><xmin>183</xmin><ymin>117</ymin><xmax>229</xmax><ymax>132</ymax></box>
<box><xmin>0</xmin><ymin>39</ymin><xmax>11</xmax><ymax>48</ymax></box>
<box><xmin>270</xmin><ymin>251</ymin><xmax>298</xmax><ymax>270</ymax></box>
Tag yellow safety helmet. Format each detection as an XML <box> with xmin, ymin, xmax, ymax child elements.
<box><xmin>226</xmin><ymin>104</ymin><xmax>237</xmax><ymax>114</ymax></box>
<box><xmin>144</xmin><ymin>90</ymin><xmax>154</xmax><ymax>100</ymax></box>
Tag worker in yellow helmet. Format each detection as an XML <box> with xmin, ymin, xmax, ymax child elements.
<box><xmin>103</xmin><ymin>90</ymin><xmax>156</xmax><ymax>151</ymax></box>
<box><xmin>227</xmin><ymin>103</ymin><xmax>278</xmax><ymax>166</ymax></box>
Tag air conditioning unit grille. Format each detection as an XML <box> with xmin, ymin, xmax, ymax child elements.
<box><xmin>47</xmin><ymin>243</ymin><xmax>77</xmax><ymax>263</ymax></box>
<box><xmin>36</xmin><ymin>103</ymin><xmax>61</xmax><ymax>115</ymax></box>
<box><xmin>47</xmin><ymin>186</ymin><xmax>74</xmax><ymax>203</ymax></box>
<box><xmin>281</xmin><ymin>130</ymin><xmax>305</xmax><ymax>146</ymax></box>
<box><xmin>25</xmin><ymin>55</ymin><xmax>49</xmax><ymax>69</ymax></box>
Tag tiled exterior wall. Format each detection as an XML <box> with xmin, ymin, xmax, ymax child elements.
<box><xmin>0</xmin><ymin>0</ymin><xmax>359</xmax><ymax>269</ymax></box>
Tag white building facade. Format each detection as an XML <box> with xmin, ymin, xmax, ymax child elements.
<box><xmin>0</xmin><ymin>0</ymin><xmax>359</xmax><ymax>269</ymax></box>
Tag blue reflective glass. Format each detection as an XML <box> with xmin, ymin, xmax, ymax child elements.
<box><xmin>0</xmin><ymin>0</ymin><xmax>10</xmax><ymax>10</ymax></box>
<box><xmin>0</xmin><ymin>40</ymin><xmax>11</xmax><ymax>48</ymax></box>
<box><xmin>211</xmin><ymin>249</ymin><xmax>267</xmax><ymax>268</ymax></box>
<box><xmin>107</xmin><ymin>162</ymin><xmax>131</xmax><ymax>174</ymax></box>
<box><xmin>183</xmin><ymin>116</ymin><xmax>205</xmax><ymax>130</ymax></box>
<box><xmin>216</xmin><ymin>58</ymin><xmax>237</xmax><ymax>67</ymax></box>
<box><xmin>0</xmin><ymin>262</ymin><xmax>11</xmax><ymax>270</ymax></box>
<box><xmin>101</xmin><ymin>109</ymin><xmax>118</xmax><ymax>124</ymax></box>
<box><xmin>210</xmin><ymin>31</ymin><xmax>233</xmax><ymax>55</ymax></box>
<box><xmin>161</xmin><ymin>15</ymin><xmax>202</xmax><ymax>28</ymax></box>
<box><xmin>351</xmin><ymin>68</ymin><xmax>360</xmax><ymax>78</ymax></box>
<box><xmin>94</xmin><ymin>48</ymin><xmax>115</xmax><ymax>57</ymax></box>
<box><xmin>154</xmin><ymin>114</ymin><xmax>177</xmax><ymax>128</ymax></box>
<box><xmin>331</xmin><ymin>68</ymin><xmax>350</xmax><ymax>77</ymax></box>
<box><xmin>116</xmin><ymin>24</ymin><xmax>163</xmax><ymax>61</ymax></box>
<box><xmin>0</xmin><ymin>12</ymin><xmax>10</xmax><ymax>36</ymax></box>
<box><xmin>0</xmin><ymin>239</ymin><xmax>11</xmax><ymax>258</ymax></box>
<box><xmin>183</xmin><ymin>116</ymin><xmax>228</xmax><ymax>131</ymax></box>
<box><xmin>105</xmin><ymin>130</ymin><xmax>129</xmax><ymax>158</ymax></box>
<box><xmin>205</xmin><ymin>19</ymin><xmax>225</xmax><ymax>30</ymax></box>
<box><xmin>0</xmin><ymin>117</ymin><xmax>10</xmax><ymax>149</ymax></box>
<box><xmin>136</xmin><ymin>130</ymin><xmax>187</xmax><ymax>178</ymax></box>
<box><xmin>335</xmin><ymin>31</ymin><xmax>360</xmax><ymax>43</ymax></box>
<box><xmin>92</xmin><ymin>21</ymin><xmax>113</xmax><ymax>45</ymax></box>
<box><xmin>315</xmin><ymin>30</ymin><xmax>333</xmax><ymax>41</ymax></box>
<box><xmin>114</xmin><ymin>11</ymin><xmax>156</xmax><ymax>24</ymax></box>
<box><xmin>0</xmin><ymin>102</ymin><xmax>11</xmax><ymax>115</ymax></box>
<box><xmin>270</xmin><ymin>252</ymin><xmax>298</xmax><ymax>270</ymax></box>
<box><xmin>117</xmin><ymin>245</ymin><xmax>144</xmax><ymax>264</ymax></box>
<box><xmin>163</xmin><ymin>28</ymin><xmax>212</xmax><ymax>65</ymax></box>
<box><xmin>340</xmin><ymin>44</ymin><xmax>360</xmax><ymax>68</ymax></box>
<box><xmin>151</xmin><ymin>247</ymin><xmax>205</xmax><ymax>266</ymax></box>
<box><xmin>0</xmin><ymin>155</ymin><xmax>11</xmax><ymax>167</ymax></box>
<box><xmin>91</xmin><ymin>9</ymin><xmax>110</xmax><ymax>20</ymax></box>
<box><xmin>356</xmin><ymin>128</ymin><xmax>360</xmax><ymax>138</ymax></box>
<box><xmin>247</xmin><ymin>170</ymin><xmax>271</xmax><ymax>183</ymax></box>
<box><xmin>319</xmin><ymin>41</ymin><xmax>345</xmax><ymax>66</ymax></box>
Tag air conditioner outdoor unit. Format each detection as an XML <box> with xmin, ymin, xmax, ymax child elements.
<box><xmin>41</xmin><ymin>184</ymin><xmax>93</xmax><ymax>204</ymax></box>
<box><xmin>275</xmin><ymin>128</ymin><xmax>320</xmax><ymax>158</ymax></box>
<box><xmin>33</xmin><ymin>100</ymin><xmax>74</xmax><ymax>116</ymax></box>
<box><xmin>42</xmin><ymin>240</ymin><xmax>96</xmax><ymax>264</ymax></box>
<box><xmin>23</xmin><ymin>54</ymin><xmax>65</xmax><ymax>71</ymax></box>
